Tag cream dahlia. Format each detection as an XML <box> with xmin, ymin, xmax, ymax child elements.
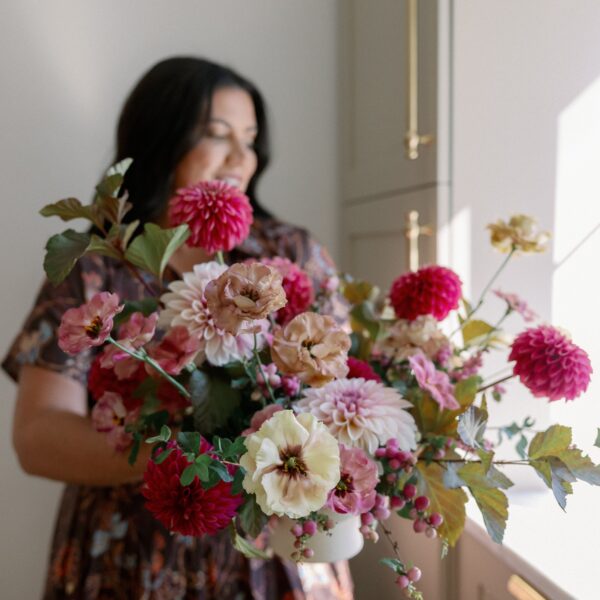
<box><xmin>160</xmin><ymin>262</ymin><xmax>263</xmax><ymax>366</ymax></box>
<box><xmin>509</xmin><ymin>325</ymin><xmax>592</xmax><ymax>401</ymax></box>
<box><xmin>240</xmin><ymin>409</ymin><xmax>341</xmax><ymax>518</ymax></box>
<box><xmin>296</xmin><ymin>378</ymin><xmax>417</xmax><ymax>453</ymax></box>
<box><xmin>168</xmin><ymin>180</ymin><xmax>253</xmax><ymax>254</ymax></box>
<box><xmin>487</xmin><ymin>214</ymin><xmax>550</xmax><ymax>254</ymax></box>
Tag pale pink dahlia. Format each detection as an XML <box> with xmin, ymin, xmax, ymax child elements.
<box><xmin>159</xmin><ymin>262</ymin><xmax>264</xmax><ymax>366</ymax></box>
<box><xmin>58</xmin><ymin>292</ymin><xmax>123</xmax><ymax>354</ymax></box>
<box><xmin>408</xmin><ymin>352</ymin><xmax>459</xmax><ymax>410</ymax></box>
<box><xmin>493</xmin><ymin>289</ymin><xmax>537</xmax><ymax>322</ymax></box>
<box><xmin>326</xmin><ymin>444</ymin><xmax>378</xmax><ymax>515</ymax></box>
<box><xmin>168</xmin><ymin>180</ymin><xmax>253</xmax><ymax>254</ymax></box>
<box><xmin>389</xmin><ymin>266</ymin><xmax>462</xmax><ymax>321</ymax></box>
<box><xmin>259</xmin><ymin>257</ymin><xmax>315</xmax><ymax>325</ymax></box>
<box><xmin>296</xmin><ymin>378</ymin><xmax>417</xmax><ymax>453</ymax></box>
<box><xmin>509</xmin><ymin>325</ymin><xmax>592</xmax><ymax>401</ymax></box>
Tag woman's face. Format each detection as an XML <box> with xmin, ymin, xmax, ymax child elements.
<box><xmin>173</xmin><ymin>87</ymin><xmax>259</xmax><ymax>192</ymax></box>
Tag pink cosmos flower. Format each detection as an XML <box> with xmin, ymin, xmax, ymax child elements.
<box><xmin>168</xmin><ymin>180</ymin><xmax>253</xmax><ymax>254</ymax></box>
<box><xmin>259</xmin><ymin>257</ymin><xmax>315</xmax><ymax>325</ymax></box>
<box><xmin>389</xmin><ymin>266</ymin><xmax>462</xmax><ymax>321</ymax></box>
<box><xmin>347</xmin><ymin>357</ymin><xmax>382</xmax><ymax>382</ymax></box>
<box><xmin>408</xmin><ymin>352</ymin><xmax>459</xmax><ymax>410</ymax></box>
<box><xmin>509</xmin><ymin>325</ymin><xmax>592</xmax><ymax>401</ymax></box>
<box><xmin>493</xmin><ymin>290</ymin><xmax>538</xmax><ymax>322</ymax></box>
<box><xmin>242</xmin><ymin>404</ymin><xmax>284</xmax><ymax>436</ymax></box>
<box><xmin>146</xmin><ymin>326</ymin><xmax>201</xmax><ymax>375</ymax></box>
<box><xmin>58</xmin><ymin>292</ymin><xmax>123</xmax><ymax>354</ymax></box>
<box><xmin>326</xmin><ymin>444</ymin><xmax>378</xmax><ymax>515</ymax></box>
<box><xmin>91</xmin><ymin>391</ymin><xmax>139</xmax><ymax>451</ymax></box>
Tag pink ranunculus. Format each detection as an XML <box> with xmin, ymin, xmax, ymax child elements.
<box><xmin>347</xmin><ymin>356</ymin><xmax>382</xmax><ymax>382</ymax></box>
<box><xmin>493</xmin><ymin>290</ymin><xmax>538</xmax><ymax>322</ymax></box>
<box><xmin>259</xmin><ymin>257</ymin><xmax>315</xmax><ymax>325</ymax></box>
<box><xmin>146</xmin><ymin>326</ymin><xmax>201</xmax><ymax>375</ymax></box>
<box><xmin>408</xmin><ymin>352</ymin><xmax>459</xmax><ymax>410</ymax></box>
<box><xmin>242</xmin><ymin>404</ymin><xmax>284</xmax><ymax>436</ymax></box>
<box><xmin>91</xmin><ymin>391</ymin><xmax>138</xmax><ymax>451</ymax></box>
<box><xmin>389</xmin><ymin>265</ymin><xmax>462</xmax><ymax>322</ymax></box>
<box><xmin>327</xmin><ymin>444</ymin><xmax>379</xmax><ymax>515</ymax></box>
<box><xmin>118</xmin><ymin>311</ymin><xmax>159</xmax><ymax>348</ymax></box>
<box><xmin>509</xmin><ymin>325</ymin><xmax>592</xmax><ymax>401</ymax></box>
<box><xmin>58</xmin><ymin>292</ymin><xmax>123</xmax><ymax>354</ymax></box>
<box><xmin>168</xmin><ymin>180</ymin><xmax>253</xmax><ymax>254</ymax></box>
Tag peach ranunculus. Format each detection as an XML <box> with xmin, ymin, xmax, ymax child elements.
<box><xmin>204</xmin><ymin>262</ymin><xmax>287</xmax><ymax>334</ymax></box>
<box><xmin>239</xmin><ymin>409</ymin><xmax>341</xmax><ymax>518</ymax></box>
<box><xmin>487</xmin><ymin>214</ymin><xmax>550</xmax><ymax>254</ymax></box>
<box><xmin>271</xmin><ymin>312</ymin><xmax>351</xmax><ymax>387</ymax></box>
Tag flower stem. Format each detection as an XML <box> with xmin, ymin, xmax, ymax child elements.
<box><xmin>107</xmin><ymin>337</ymin><xmax>191</xmax><ymax>399</ymax></box>
<box><xmin>216</xmin><ymin>251</ymin><xmax>225</xmax><ymax>265</ymax></box>
<box><xmin>477</xmin><ymin>373</ymin><xmax>515</xmax><ymax>393</ymax></box>
<box><xmin>253</xmin><ymin>333</ymin><xmax>276</xmax><ymax>405</ymax></box>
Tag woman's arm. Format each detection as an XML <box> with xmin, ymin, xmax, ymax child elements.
<box><xmin>12</xmin><ymin>365</ymin><xmax>152</xmax><ymax>486</ymax></box>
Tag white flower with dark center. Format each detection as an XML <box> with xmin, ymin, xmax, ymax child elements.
<box><xmin>240</xmin><ymin>410</ymin><xmax>341</xmax><ymax>518</ymax></box>
<box><xmin>296</xmin><ymin>378</ymin><xmax>418</xmax><ymax>453</ymax></box>
<box><xmin>159</xmin><ymin>262</ymin><xmax>264</xmax><ymax>366</ymax></box>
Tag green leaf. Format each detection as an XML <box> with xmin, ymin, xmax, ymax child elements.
<box><xmin>180</xmin><ymin>464</ymin><xmax>197</xmax><ymax>486</ymax></box>
<box><xmin>229</xmin><ymin>521</ymin><xmax>270</xmax><ymax>559</ymax></box>
<box><xmin>555</xmin><ymin>447</ymin><xmax>600</xmax><ymax>485</ymax></box>
<box><xmin>350</xmin><ymin>302</ymin><xmax>381</xmax><ymax>341</ymax></box>
<box><xmin>95</xmin><ymin>195</ymin><xmax>133</xmax><ymax>226</ymax></box>
<box><xmin>86</xmin><ymin>234</ymin><xmax>122</xmax><ymax>260</ymax></box>
<box><xmin>177</xmin><ymin>431</ymin><xmax>202</xmax><ymax>456</ymax></box>
<box><xmin>40</xmin><ymin>197</ymin><xmax>103</xmax><ymax>229</ymax></box>
<box><xmin>125</xmin><ymin>223</ymin><xmax>189</xmax><ymax>280</ymax></box>
<box><xmin>342</xmin><ymin>280</ymin><xmax>378</xmax><ymax>304</ymax></box>
<box><xmin>127</xmin><ymin>435</ymin><xmax>141</xmax><ymax>466</ymax></box>
<box><xmin>454</xmin><ymin>376</ymin><xmax>481</xmax><ymax>410</ymax></box>
<box><xmin>95</xmin><ymin>157</ymin><xmax>133</xmax><ymax>199</ymax></box>
<box><xmin>43</xmin><ymin>229</ymin><xmax>91</xmax><ymax>284</ymax></box>
<box><xmin>469</xmin><ymin>486</ymin><xmax>508</xmax><ymax>544</ymax></box>
<box><xmin>462</xmin><ymin>319</ymin><xmax>494</xmax><ymax>345</ymax></box>
<box><xmin>239</xmin><ymin>494</ymin><xmax>268</xmax><ymax>538</ymax></box>
<box><xmin>416</xmin><ymin>462</ymin><xmax>468</xmax><ymax>546</ymax></box>
<box><xmin>458</xmin><ymin>462</ymin><xmax>513</xmax><ymax>490</ymax></box>
<box><xmin>121</xmin><ymin>220</ymin><xmax>140</xmax><ymax>249</ymax></box>
<box><xmin>194</xmin><ymin>454</ymin><xmax>211</xmax><ymax>481</ymax></box>
<box><xmin>515</xmin><ymin>435</ymin><xmax>528</xmax><ymax>459</ymax></box>
<box><xmin>209</xmin><ymin>460</ymin><xmax>233</xmax><ymax>483</ymax></box>
<box><xmin>231</xmin><ymin>468</ymin><xmax>245</xmax><ymax>495</ymax></box>
<box><xmin>380</xmin><ymin>557</ymin><xmax>404</xmax><ymax>573</ymax></box>
<box><xmin>477</xmin><ymin>449</ymin><xmax>494</xmax><ymax>474</ymax></box>
<box><xmin>528</xmin><ymin>425</ymin><xmax>572</xmax><ymax>459</ymax></box>
<box><xmin>189</xmin><ymin>370</ymin><xmax>241</xmax><ymax>435</ymax></box>
<box><xmin>153</xmin><ymin>447</ymin><xmax>174</xmax><ymax>465</ymax></box>
<box><xmin>146</xmin><ymin>425</ymin><xmax>172</xmax><ymax>444</ymax></box>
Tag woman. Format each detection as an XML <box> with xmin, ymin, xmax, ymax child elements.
<box><xmin>3</xmin><ymin>57</ymin><xmax>352</xmax><ymax>599</ymax></box>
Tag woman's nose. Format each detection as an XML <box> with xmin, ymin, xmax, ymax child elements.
<box><xmin>227</xmin><ymin>138</ymin><xmax>252</xmax><ymax>165</ymax></box>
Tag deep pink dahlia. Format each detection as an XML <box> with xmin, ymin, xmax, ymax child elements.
<box><xmin>347</xmin><ymin>356</ymin><xmax>382</xmax><ymax>382</ymax></box>
<box><xmin>142</xmin><ymin>443</ymin><xmax>242</xmax><ymax>536</ymax></box>
<box><xmin>509</xmin><ymin>325</ymin><xmax>592</xmax><ymax>401</ymax></box>
<box><xmin>389</xmin><ymin>266</ymin><xmax>462</xmax><ymax>321</ymax></box>
<box><xmin>257</xmin><ymin>257</ymin><xmax>314</xmax><ymax>325</ymax></box>
<box><xmin>168</xmin><ymin>180</ymin><xmax>253</xmax><ymax>254</ymax></box>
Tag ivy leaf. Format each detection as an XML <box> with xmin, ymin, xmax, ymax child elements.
<box><xmin>125</xmin><ymin>223</ymin><xmax>189</xmax><ymax>280</ymax></box>
<box><xmin>189</xmin><ymin>370</ymin><xmax>241</xmax><ymax>435</ymax></box>
<box><xmin>229</xmin><ymin>521</ymin><xmax>270</xmax><ymax>559</ymax></box>
<box><xmin>43</xmin><ymin>229</ymin><xmax>91</xmax><ymax>284</ymax></box>
<box><xmin>416</xmin><ymin>462</ymin><xmax>468</xmax><ymax>546</ymax></box>
<box><xmin>39</xmin><ymin>197</ymin><xmax>103</xmax><ymax>229</ymax></box>
<box><xmin>469</xmin><ymin>486</ymin><xmax>508</xmax><ymax>544</ymax></box>
<box><xmin>239</xmin><ymin>494</ymin><xmax>268</xmax><ymax>539</ymax></box>
<box><xmin>457</xmin><ymin>406</ymin><xmax>488</xmax><ymax>449</ymax></box>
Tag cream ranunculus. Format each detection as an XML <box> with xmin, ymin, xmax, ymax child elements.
<box><xmin>271</xmin><ymin>312</ymin><xmax>351</xmax><ymax>387</ymax></box>
<box><xmin>204</xmin><ymin>262</ymin><xmax>287</xmax><ymax>334</ymax></box>
<box><xmin>487</xmin><ymin>214</ymin><xmax>550</xmax><ymax>254</ymax></box>
<box><xmin>240</xmin><ymin>409</ymin><xmax>341</xmax><ymax>518</ymax></box>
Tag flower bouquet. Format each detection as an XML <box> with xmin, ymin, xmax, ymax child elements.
<box><xmin>41</xmin><ymin>161</ymin><xmax>597</xmax><ymax>598</ymax></box>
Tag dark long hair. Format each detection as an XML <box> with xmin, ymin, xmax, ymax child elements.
<box><xmin>113</xmin><ymin>56</ymin><xmax>272</xmax><ymax>224</ymax></box>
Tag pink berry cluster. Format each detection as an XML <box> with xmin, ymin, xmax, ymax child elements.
<box><xmin>289</xmin><ymin>514</ymin><xmax>334</xmax><ymax>561</ymax></box>
<box><xmin>375</xmin><ymin>438</ymin><xmax>417</xmax><ymax>486</ymax></box>
<box><xmin>252</xmin><ymin>363</ymin><xmax>301</xmax><ymax>400</ymax></box>
<box><xmin>396</xmin><ymin>565</ymin><xmax>422</xmax><ymax>591</ymax></box>
<box><xmin>359</xmin><ymin>493</ymin><xmax>391</xmax><ymax>542</ymax></box>
<box><xmin>394</xmin><ymin>483</ymin><xmax>443</xmax><ymax>538</ymax></box>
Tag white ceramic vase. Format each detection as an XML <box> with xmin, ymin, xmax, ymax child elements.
<box><xmin>269</xmin><ymin>511</ymin><xmax>364</xmax><ymax>563</ymax></box>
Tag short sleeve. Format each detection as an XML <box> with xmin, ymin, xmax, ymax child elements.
<box><xmin>2</xmin><ymin>257</ymin><xmax>105</xmax><ymax>386</ymax></box>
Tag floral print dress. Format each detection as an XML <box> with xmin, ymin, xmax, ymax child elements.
<box><xmin>2</xmin><ymin>217</ymin><xmax>353</xmax><ymax>600</ymax></box>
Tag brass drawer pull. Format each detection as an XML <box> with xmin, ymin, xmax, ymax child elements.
<box><xmin>507</xmin><ymin>574</ymin><xmax>547</xmax><ymax>600</ymax></box>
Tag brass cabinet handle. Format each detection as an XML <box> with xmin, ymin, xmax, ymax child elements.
<box><xmin>404</xmin><ymin>0</ymin><xmax>434</xmax><ymax>160</ymax></box>
<box><xmin>507</xmin><ymin>574</ymin><xmax>547</xmax><ymax>600</ymax></box>
<box><xmin>404</xmin><ymin>210</ymin><xmax>433</xmax><ymax>271</ymax></box>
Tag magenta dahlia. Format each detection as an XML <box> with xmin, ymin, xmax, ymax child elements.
<box><xmin>259</xmin><ymin>257</ymin><xmax>314</xmax><ymax>325</ymax></box>
<box><xmin>142</xmin><ymin>443</ymin><xmax>242</xmax><ymax>536</ymax></box>
<box><xmin>509</xmin><ymin>325</ymin><xmax>592</xmax><ymax>401</ymax></box>
<box><xmin>347</xmin><ymin>356</ymin><xmax>382</xmax><ymax>382</ymax></box>
<box><xmin>389</xmin><ymin>265</ymin><xmax>462</xmax><ymax>321</ymax></box>
<box><xmin>168</xmin><ymin>180</ymin><xmax>253</xmax><ymax>254</ymax></box>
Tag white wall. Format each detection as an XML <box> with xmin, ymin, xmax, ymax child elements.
<box><xmin>0</xmin><ymin>2</ymin><xmax>339</xmax><ymax>597</ymax></box>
